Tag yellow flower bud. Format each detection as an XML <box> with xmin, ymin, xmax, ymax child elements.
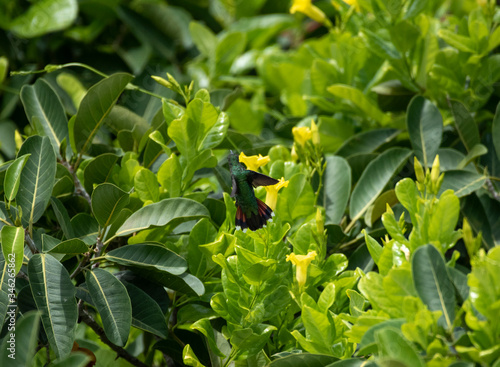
<box><xmin>292</xmin><ymin>126</ymin><xmax>312</xmax><ymax>147</ymax></box>
<box><xmin>430</xmin><ymin>155</ymin><xmax>440</xmax><ymax>184</ymax></box>
<box><xmin>310</xmin><ymin>120</ymin><xmax>320</xmax><ymax>145</ymax></box>
<box><xmin>414</xmin><ymin>156</ymin><xmax>425</xmax><ymax>183</ymax></box>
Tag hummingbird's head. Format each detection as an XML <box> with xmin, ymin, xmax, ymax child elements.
<box><xmin>228</xmin><ymin>151</ymin><xmax>241</xmax><ymax>169</ymax></box>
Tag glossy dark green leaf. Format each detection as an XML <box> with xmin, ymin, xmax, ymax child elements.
<box><xmin>47</xmin><ymin>238</ymin><xmax>89</xmax><ymax>255</ymax></box>
<box><xmin>0</xmin><ymin>311</ymin><xmax>40</xmax><ymax>366</ymax></box>
<box><xmin>91</xmin><ymin>183</ymin><xmax>130</xmax><ymax>228</ymax></box>
<box><xmin>17</xmin><ymin>136</ymin><xmax>57</xmax><ymax>227</ymax></box>
<box><xmin>50</xmin><ymin>197</ymin><xmax>74</xmax><ymax>239</ymax></box>
<box><xmin>407</xmin><ymin>96</ymin><xmax>442</xmax><ymax>167</ymax></box>
<box><xmin>122</xmin><ymin>281</ymin><xmax>168</xmax><ymax>338</ymax></box>
<box><xmin>324</xmin><ymin>155</ymin><xmax>351</xmax><ymax>225</ymax></box>
<box><xmin>83</xmin><ymin>153</ymin><xmax>119</xmax><ymax>194</ymax></box>
<box><xmin>493</xmin><ymin>102</ymin><xmax>500</xmax><ymax>161</ymax></box>
<box><xmin>412</xmin><ymin>245</ymin><xmax>456</xmax><ymax>330</ymax></box>
<box><xmin>116</xmin><ymin>198</ymin><xmax>209</xmax><ymax>237</ymax></box>
<box><xmin>449</xmin><ymin>99</ymin><xmax>480</xmax><ymax>152</ymax></box>
<box><xmin>106</xmin><ymin>243</ymin><xmax>187</xmax><ymax>275</ymax></box>
<box><xmin>4</xmin><ymin>154</ymin><xmax>30</xmax><ymax>202</ymax></box>
<box><xmin>20</xmin><ymin>78</ymin><xmax>69</xmax><ymax>154</ymax></box>
<box><xmin>28</xmin><ymin>254</ymin><xmax>77</xmax><ymax>358</ymax></box>
<box><xmin>72</xmin><ymin>73</ymin><xmax>134</xmax><ymax>154</ymax></box>
<box><xmin>86</xmin><ymin>268</ymin><xmax>132</xmax><ymax>347</ymax></box>
<box><xmin>439</xmin><ymin>170</ymin><xmax>486</xmax><ymax>197</ymax></box>
<box><xmin>335</xmin><ymin>129</ymin><xmax>400</xmax><ymax>157</ymax></box>
<box><xmin>268</xmin><ymin>353</ymin><xmax>339</xmax><ymax>366</ymax></box>
<box><xmin>133</xmin><ymin>268</ymin><xmax>204</xmax><ymax>296</ymax></box>
<box><xmin>350</xmin><ymin>148</ymin><xmax>411</xmax><ymax>222</ymax></box>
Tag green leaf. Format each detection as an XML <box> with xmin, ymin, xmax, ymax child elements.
<box><xmin>1</xmin><ymin>226</ymin><xmax>23</xmax><ymax>275</ymax></box>
<box><xmin>358</xmin><ymin>319</ymin><xmax>406</xmax><ymax>356</ymax></box>
<box><xmin>407</xmin><ymin>96</ymin><xmax>443</xmax><ymax>167</ymax></box>
<box><xmin>0</xmin><ymin>311</ymin><xmax>41</xmax><ymax>366</ymax></box>
<box><xmin>412</xmin><ymin>245</ymin><xmax>456</xmax><ymax>331</ymax></box>
<box><xmin>336</xmin><ymin>128</ymin><xmax>400</xmax><ymax>157</ymax></box>
<box><xmin>134</xmin><ymin>168</ymin><xmax>159</xmax><ymax>203</ymax></box>
<box><xmin>20</xmin><ymin>79</ymin><xmax>69</xmax><ymax>155</ymax></box>
<box><xmin>86</xmin><ymin>268</ymin><xmax>132</xmax><ymax>347</ymax></box>
<box><xmin>350</xmin><ymin>148</ymin><xmax>411</xmax><ymax>222</ymax></box>
<box><xmin>215</xmin><ymin>32</ymin><xmax>246</xmax><ymax>76</ymax></box>
<box><xmin>28</xmin><ymin>253</ymin><xmax>77</xmax><ymax>358</ymax></box>
<box><xmin>9</xmin><ymin>0</ymin><xmax>78</xmax><ymax>38</ymax></box>
<box><xmin>268</xmin><ymin>353</ymin><xmax>339</xmax><ymax>367</ymax></box>
<box><xmin>122</xmin><ymin>281</ymin><xmax>168</xmax><ymax>338</ymax></box>
<box><xmin>17</xmin><ymin>136</ymin><xmax>57</xmax><ymax>227</ymax></box>
<box><xmin>116</xmin><ymin>198</ymin><xmax>210</xmax><ymax>237</ymax></box>
<box><xmin>83</xmin><ymin>153</ymin><xmax>119</xmax><ymax>194</ymax></box>
<box><xmin>50</xmin><ymin>197</ymin><xmax>75</xmax><ymax>239</ymax></box>
<box><xmin>438</xmin><ymin>29</ymin><xmax>476</xmax><ymax>53</ymax></box>
<box><xmin>449</xmin><ymin>100</ymin><xmax>480</xmax><ymax>152</ymax></box>
<box><xmin>106</xmin><ymin>243</ymin><xmax>187</xmax><ymax>275</ymax></box>
<box><xmin>72</xmin><ymin>73</ymin><xmax>134</xmax><ymax>154</ymax></box>
<box><xmin>200</xmin><ymin>111</ymin><xmax>229</xmax><ymax>151</ymax></box>
<box><xmin>324</xmin><ymin>155</ymin><xmax>351</xmax><ymax>225</ymax></box>
<box><xmin>230</xmin><ymin>324</ymin><xmax>276</xmax><ymax>359</ymax></box>
<box><xmin>158</xmin><ymin>154</ymin><xmax>182</xmax><ymax>198</ymax></box>
<box><xmin>439</xmin><ymin>170</ymin><xmax>486</xmax><ymax>198</ymax></box>
<box><xmin>457</xmin><ymin>144</ymin><xmax>488</xmax><ymax>169</ymax></box>
<box><xmin>91</xmin><ymin>183</ymin><xmax>130</xmax><ymax>228</ymax></box>
<box><xmin>327</xmin><ymin>84</ymin><xmax>389</xmax><ymax>125</ymax></box>
<box><xmin>46</xmin><ymin>238</ymin><xmax>89</xmax><ymax>255</ymax></box>
<box><xmin>493</xmin><ymin>102</ymin><xmax>500</xmax><ymax>162</ymax></box>
<box><xmin>189</xmin><ymin>22</ymin><xmax>217</xmax><ymax>59</ymax></box>
<box><xmin>4</xmin><ymin>154</ymin><xmax>30</xmax><ymax>202</ymax></box>
<box><xmin>191</xmin><ymin>318</ymin><xmax>227</xmax><ymax>358</ymax></box>
<box><xmin>375</xmin><ymin>328</ymin><xmax>425</xmax><ymax>367</ymax></box>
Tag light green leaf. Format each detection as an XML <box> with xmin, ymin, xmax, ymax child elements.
<box><xmin>375</xmin><ymin>328</ymin><xmax>425</xmax><ymax>367</ymax></box>
<box><xmin>457</xmin><ymin>144</ymin><xmax>488</xmax><ymax>169</ymax></box>
<box><xmin>106</xmin><ymin>243</ymin><xmax>187</xmax><ymax>275</ymax></box>
<box><xmin>20</xmin><ymin>79</ymin><xmax>69</xmax><ymax>155</ymax></box>
<box><xmin>350</xmin><ymin>148</ymin><xmax>411</xmax><ymax>222</ymax></box>
<box><xmin>157</xmin><ymin>153</ymin><xmax>182</xmax><ymax>198</ymax></box>
<box><xmin>412</xmin><ymin>245</ymin><xmax>456</xmax><ymax>331</ymax></box>
<box><xmin>4</xmin><ymin>154</ymin><xmax>30</xmax><ymax>202</ymax></box>
<box><xmin>215</xmin><ymin>32</ymin><xmax>246</xmax><ymax>76</ymax></box>
<box><xmin>17</xmin><ymin>136</ymin><xmax>57</xmax><ymax>227</ymax></box>
<box><xmin>72</xmin><ymin>73</ymin><xmax>134</xmax><ymax>154</ymax></box>
<box><xmin>91</xmin><ymin>183</ymin><xmax>129</xmax><ymax>228</ymax></box>
<box><xmin>324</xmin><ymin>155</ymin><xmax>351</xmax><ymax>225</ymax></box>
<box><xmin>327</xmin><ymin>84</ymin><xmax>389</xmax><ymax>124</ymax></box>
<box><xmin>116</xmin><ymin>198</ymin><xmax>209</xmax><ymax>237</ymax></box>
<box><xmin>267</xmin><ymin>354</ymin><xmax>339</xmax><ymax>367</ymax></box>
<box><xmin>28</xmin><ymin>253</ymin><xmax>77</xmax><ymax>358</ymax></box>
<box><xmin>438</xmin><ymin>29</ymin><xmax>476</xmax><ymax>53</ymax></box>
<box><xmin>134</xmin><ymin>168</ymin><xmax>159</xmax><ymax>203</ymax></box>
<box><xmin>407</xmin><ymin>96</ymin><xmax>442</xmax><ymax>167</ymax></box>
<box><xmin>9</xmin><ymin>0</ymin><xmax>78</xmax><ymax>38</ymax></box>
<box><xmin>1</xmin><ymin>226</ymin><xmax>24</xmax><ymax>276</ymax></box>
<box><xmin>0</xmin><ymin>311</ymin><xmax>41</xmax><ymax>366</ymax></box>
<box><xmin>189</xmin><ymin>22</ymin><xmax>217</xmax><ymax>59</ymax></box>
<box><xmin>86</xmin><ymin>268</ymin><xmax>131</xmax><ymax>347</ymax></box>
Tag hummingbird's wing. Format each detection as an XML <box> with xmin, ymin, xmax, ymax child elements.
<box><xmin>248</xmin><ymin>171</ymin><xmax>279</xmax><ymax>187</ymax></box>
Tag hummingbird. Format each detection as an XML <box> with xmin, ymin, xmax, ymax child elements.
<box><xmin>228</xmin><ymin>151</ymin><xmax>279</xmax><ymax>231</ymax></box>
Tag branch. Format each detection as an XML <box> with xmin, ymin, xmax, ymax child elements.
<box><xmin>486</xmin><ymin>178</ymin><xmax>500</xmax><ymax>202</ymax></box>
<box><xmin>24</xmin><ymin>230</ymin><xmax>39</xmax><ymax>254</ymax></box>
<box><xmin>60</xmin><ymin>160</ymin><xmax>92</xmax><ymax>207</ymax></box>
<box><xmin>79</xmin><ymin>307</ymin><xmax>148</xmax><ymax>367</ymax></box>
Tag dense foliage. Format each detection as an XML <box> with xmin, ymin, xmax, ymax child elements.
<box><xmin>1</xmin><ymin>0</ymin><xmax>500</xmax><ymax>366</ymax></box>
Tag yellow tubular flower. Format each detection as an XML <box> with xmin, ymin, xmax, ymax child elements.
<box><xmin>290</xmin><ymin>0</ymin><xmax>330</xmax><ymax>26</ymax></box>
<box><xmin>239</xmin><ymin>152</ymin><xmax>270</xmax><ymax>172</ymax></box>
<box><xmin>265</xmin><ymin>177</ymin><xmax>289</xmax><ymax>210</ymax></box>
<box><xmin>292</xmin><ymin>126</ymin><xmax>312</xmax><ymax>147</ymax></box>
<box><xmin>342</xmin><ymin>0</ymin><xmax>360</xmax><ymax>12</ymax></box>
<box><xmin>286</xmin><ymin>251</ymin><xmax>317</xmax><ymax>289</ymax></box>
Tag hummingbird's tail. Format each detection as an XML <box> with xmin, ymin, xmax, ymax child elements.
<box><xmin>235</xmin><ymin>198</ymin><xmax>274</xmax><ymax>231</ymax></box>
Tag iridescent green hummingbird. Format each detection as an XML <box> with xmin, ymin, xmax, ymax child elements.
<box><xmin>228</xmin><ymin>151</ymin><xmax>278</xmax><ymax>231</ymax></box>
